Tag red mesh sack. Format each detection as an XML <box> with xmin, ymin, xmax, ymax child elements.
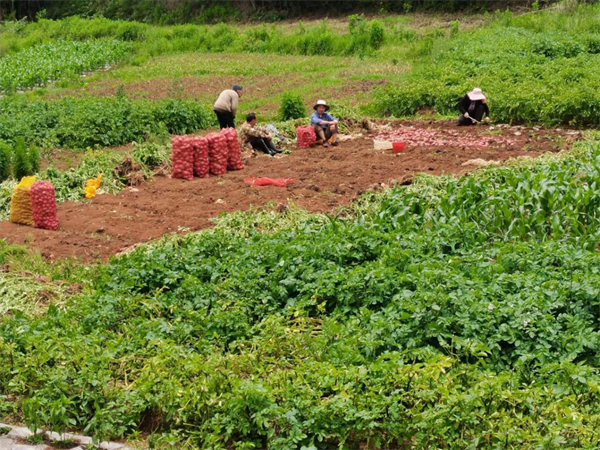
<box><xmin>30</xmin><ymin>181</ymin><xmax>58</xmax><ymax>231</ymax></box>
<box><xmin>192</xmin><ymin>136</ymin><xmax>209</xmax><ymax>178</ymax></box>
<box><xmin>171</xmin><ymin>135</ymin><xmax>194</xmax><ymax>180</ymax></box>
<box><xmin>206</xmin><ymin>132</ymin><xmax>229</xmax><ymax>176</ymax></box>
<box><xmin>296</xmin><ymin>126</ymin><xmax>317</xmax><ymax>148</ymax></box>
<box><xmin>222</xmin><ymin>128</ymin><xmax>244</xmax><ymax>171</ymax></box>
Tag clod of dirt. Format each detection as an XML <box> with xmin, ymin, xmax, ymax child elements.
<box><xmin>65</xmin><ymin>283</ymin><xmax>83</xmax><ymax>294</ymax></box>
<box><xmin>462</xmin><ymin>158</ymin><xmax>500</xmax><ymax>167</ymax></box>
<box><xmin>33</xmin><ymin>276</ymin><xmax>50</xmax><ymax>284</ymax></box>
<box><xmin>113</xmin><ymin>157</ymin><xmax>146</xmax><ymax>186</ymax></box>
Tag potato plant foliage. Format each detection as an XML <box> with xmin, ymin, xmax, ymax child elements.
<box><xmin>375</xmin><ymin>5</ymin><xmax>600</xmax><ymax>126</ymax></box>
<box><xmin>0</xmin><ymin>40</ymin><xmax>131</xmax><ymax>93</ymax></box>
<box><xmin>1</xmin><ymin>140</ymin><xmax>600</xmax><ymax>448</ymax></box>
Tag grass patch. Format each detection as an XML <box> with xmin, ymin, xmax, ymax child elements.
<box><xmin>2</xmin><ymin>138</ymin><xmax>600</xmax><ymax>447</ymax></box>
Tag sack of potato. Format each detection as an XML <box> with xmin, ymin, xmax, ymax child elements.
<box><xmin>10</xmin><ymin>176</ymin><xmax>36</xmax><ymax>226</ymax></box>
<box><xmin>10</xmin><ymin>177</ymin><xmax>59</xmax><ymax>230</ymax></box>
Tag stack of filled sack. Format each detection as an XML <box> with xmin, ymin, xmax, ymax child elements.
<box><xmin>10</xmin><ymin>176</ymin><xmax>59</xmax><ymax>230</ymax></box>
<box><xmin>171</xmin><ymin>128</ymin><xmax>244</xmax><ymax>180</ymax></box>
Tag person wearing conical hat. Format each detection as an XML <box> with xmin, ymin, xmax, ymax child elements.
<box><xmin>457</xmin><ymin>88</ymin><xmax>490</xmax><ymax>126</ymax></box>
<box><xmin>310</xmin><ymin>99</ymin><xmax>339</xmax><ymax>147</ymax></box>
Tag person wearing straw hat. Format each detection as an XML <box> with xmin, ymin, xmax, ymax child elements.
<box><xmin>310</xmin><ymin>99</ymin><xmax>339</xmax><ymax>147</ymax></box>
<box><xmin>457</xmin><ymin>88</ymin><xmax>490</xmax><ymax>126</ymax></box>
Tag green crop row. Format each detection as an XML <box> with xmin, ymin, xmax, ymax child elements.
<box><xmin>374</xmin><ymin>4</ymin><xmax>600</xmax><ymax>126</ymax></box>
<box><xmin>0</xmin><ymin>96</ymin><xmax>215</xmax><ymax>149</ymax></box>
<box><xmin>0</xmin><ymin>40</ymin><xmax>132</xmax><ymax>94</ymax></box>
<box><xmin>2</xmin><ymin>138</ymin><xmax>600</xmax><ymax>448</ymax></box>
<box><xmin>0</xmin><ymin>15</ymin><xmax>387</xmax><ymax>60</ymax></box>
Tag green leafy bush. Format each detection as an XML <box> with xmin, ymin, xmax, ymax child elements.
<box><xmin>2</xmin><ymin>140</ymin><xmax>600</xmax><ymax>447</ymax></box>
<box><xmin>374</xmin><ymin>5</ymin><xmax>600</xmax><ymax>126</ymax></box>
<box><xmin>0</xmin><ymin>96</ymin><xmax>215</xmax><ymax>149</ymax></box>
<box><xmin>369</xmin><ymin>20</ymin><xmax>385</xmax><ymax>49</ymax></box>
<box><xmin>0</xmin><ymin>40</ymin><xmax>132</xmax><ymax>93</ymax></box>
<box><xmin>132</xmin><ymin>140</ymin><xmax>170</xmax><ymax>168</ymax></box>
<box><xmin>279</xmin><ymin>92</ymin><xmax>306</xmax><ymax>121</ymax></box>
<box><xmin>12</xmin><ymin>137</ymin><xmax>32</xmax><ymax>179</ymax></box>
<box><xmin>0</xmin><ymin>142</ymin><xmax>11</xmax><ymax>183</ymax></box>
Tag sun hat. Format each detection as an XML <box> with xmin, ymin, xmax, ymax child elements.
<box><xmin>467</xmin><ymin>88</ymin><xmax>486</xmax><ymax>101</ymax></box>
<box><xmin>232</xmin><ymin>85</ymin><xmax>243</xmax><ymax>91</ymax></box>
<box><xmin>313</xmin><ymin>99</ymin><xmax>330</xmax><ymax>111</ymax></box>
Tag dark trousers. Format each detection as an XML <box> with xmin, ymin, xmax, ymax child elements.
<box><xmin>214</xmin><ymin>110</ymin><xmax>235</xmax><ymax>129</ymax></box>
<box><xmin>249</xmin><ymin>137</ymin><xmax>278</xmax><ymax>154</ymax></box>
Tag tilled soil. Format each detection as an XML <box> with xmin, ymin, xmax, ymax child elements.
<box><xmin>0</xmin><ymin>121</ymin><xmax>582</xmax><ymax>262</ymax></box>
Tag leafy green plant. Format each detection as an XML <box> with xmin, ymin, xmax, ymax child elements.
<box><xmin>2</xmin><ymin>139</ymin><xmax>600</xmax><ymax>448</ymax></box>
<box><xmin>279</xmin><ymin>92</ymin><xmax>305</xmax><ymax>121</ymax></box>
<box><xmin>0</xmin><ymin>40</ymin><xmax>132</xmax><ymax>93</ymax></box>
<box><xmin>0</xmin><ymin>96</ymin><xmax>215</xmax><ymax>149</ymax></box>
<box><xmin>369</xmin><ymin>20</ymin><xmax>384</xmax><ymax>49</ymax></box>
<box><xmin>0</xmin><ymin>141</ymin><xmax>11</xmax><ymax>182</ymax></box>
<box><xmin>12</xmin><ymin>137</ymin><xmax>32</xmax><ymax>179</ymax></box>
<box><xmin>132</xmin><ymin>140</ymin><xmax>170</xmax><ymax>168</ymax></box>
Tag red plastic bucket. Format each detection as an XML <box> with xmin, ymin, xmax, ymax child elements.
<box><xmin>392</xmin><ymin>142</ymin><xmax>405</xmax><ymax>154</ymax></box>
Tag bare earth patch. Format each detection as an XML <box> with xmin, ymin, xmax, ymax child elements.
<box><xmin>0</xmin><ymin>120</ymin><xmax>581</xmax><ymax>262</ymax></box>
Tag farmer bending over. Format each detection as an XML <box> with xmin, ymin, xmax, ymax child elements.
<box><xmin>311</xmin><ymin>100</ymin><xmax>339</xmax><ymax>147</ymax></box>
<box><xmin>213</xmin><ymin>85</ymin><xmax>243</xmax><ymax>129</ymax></box>
<box><xmin>239</xmin><ymin>113</ymin><xmax>283</xmax><ymax>157</ymax></box>
<box><xmin>457</xmin><ymin>88</ymin><xmax>490</xmax><ymax>126</ymax></box>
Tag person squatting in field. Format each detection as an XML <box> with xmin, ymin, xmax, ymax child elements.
<box><xmin>213</xmin><ymin>85</ymin><xmax>243</xmax><ymax>129</ymax></box>
<box><xmin>239</xmin><ymin>113</ymin><xmax>283</xmax><ymax>156</ymax></box>
<box><xmin>457</xmin><ymin>88</ymin><xmax>491</xmax><ymax>126</ymax></box>
<box><xmin>310</xmin><ymin>100</ymin><xmax>339</xmax><ymax>147</ymax></box>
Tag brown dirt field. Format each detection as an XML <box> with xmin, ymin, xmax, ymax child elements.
<box><xmin>0</xmin><ymin>120</ymin><xmax>582</xmax><ymax>262</ymax></box>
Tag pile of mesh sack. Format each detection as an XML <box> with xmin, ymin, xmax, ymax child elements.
<box><xmin>10</xmin><ymin>176</ymin><xmax>59</xmax><ymax>230</ymax></box>
<box><xmin>172</xmin><ymin>129</ymin><xmax>245</xmax><ymax>180</ymax></box>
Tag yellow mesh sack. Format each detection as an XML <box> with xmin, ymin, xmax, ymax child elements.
<box><xmin>10</xmin><ymin>176</ymin><xmax>36</xmax><ymax>226</ymax></box>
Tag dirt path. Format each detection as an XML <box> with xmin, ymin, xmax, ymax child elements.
<box><xmin>0</xmin><ymin>121</ymin><xmax>581</xmax><ymax>262</ymax></box>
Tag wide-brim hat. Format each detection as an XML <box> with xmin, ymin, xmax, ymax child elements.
<box><xmin>467</xmin><ymin>88</ymin><xmax>486</xmax><ymax>101</ymax></box>
<box><xmin>313</xmin><ymin>99</ymin><xmax>330</xmax><ymax>111</ymax></box>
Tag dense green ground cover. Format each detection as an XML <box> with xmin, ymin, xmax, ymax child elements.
<box><xmin>376</xmin><ymin>3</ymin><xmax>600</xmax><ymax>126</ymax></box>
<box><xmin>0</xmin><ymin>96</ymin><xmax>214</xmax><ymax>148</ymax></box>
<box><xmin>1</xmin><ymin>0</ymin><xmax>531</xmax><ymax>24</ymax></box>
<box><xmin>2</xmin><ymin>139</ymin><xmax>600</xmax><ymax>448</ymax></box>
<box><xmin>0</xmin><ymin>15</ymin><xmax>389</xmax><ymax>60</ymax></box>
<box><xmin>0</xmin><ymin>39</ymin><xmax>131</xmax><ymax>93</ymax></box>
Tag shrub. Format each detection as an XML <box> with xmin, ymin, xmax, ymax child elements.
<box><xmin>29</xmin><ymin>145</ymin><xmax>40</xmax><ymax>174</ymax></box>
<box><xmin>0</xmin><ymin>97</ymin><xmax>215</xmax><ymax>149</ymax></box>
<box><xmin>279</xmin><ymin>92</ymin><xmax>306</xmax><ymax>121</ymax></box>
<box><xmin>0</xmin><ymin>141</ymin><xmax>11</xmax><ymax>182</ymax></box>
<box><xmin>369</xmin><ymin>20</ymin><xmax>385</xmax><ymax>49</ymax></box>
<box><xmin>12</xmin><ymin>137</ymin><xmax>32</xmax><ymax>179</ymax></box>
